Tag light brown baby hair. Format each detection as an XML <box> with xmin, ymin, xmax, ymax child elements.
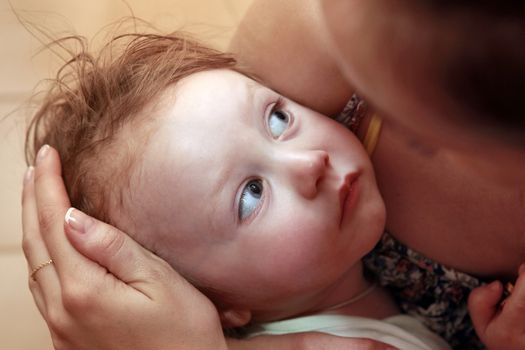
<box><xmin>25</xmin><ymin>30</ymin><xmax>242</xmax><ymax>227</ymax></box>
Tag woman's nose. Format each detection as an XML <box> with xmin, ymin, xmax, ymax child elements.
<box><xmin>282</xmin><ymin>150</ymin><xmax>329</xmax><ymax>198</ymax></box>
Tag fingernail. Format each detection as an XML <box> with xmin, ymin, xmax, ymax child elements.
<box><xmin>519</xmin><ymin>263</ymin><xmax>525</xmax><ymax>276</ymax></box>
<box><xmin>65</xmin><ymin>208</ymin><xmax>93</xmax><ymax>234</ymax></box>
<box><xmin>36</xmin><ymin>145</ymin><xmax>50</xmax><ymax>164</ymax></box>
<box><xmin>23</xmin><ymin>166</ymin><xmax>34</xmax><ymax>185</ymax></box>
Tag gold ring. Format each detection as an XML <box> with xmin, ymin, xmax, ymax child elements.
<box><xmin>30</xmin><ymin>259</ymin><xmax>54</xmax><ymax>281</ymax></box>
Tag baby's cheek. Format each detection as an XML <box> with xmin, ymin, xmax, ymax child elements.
<box><xmin>274</xmin><ymin>228</ymin><xmax>334</xmax><ymax>269</ymax></box>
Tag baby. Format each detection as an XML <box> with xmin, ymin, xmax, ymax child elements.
<box><xmin>26</xmin><ymin>32</ymin><xmax>450</xmax><ymax>349</ymax></box>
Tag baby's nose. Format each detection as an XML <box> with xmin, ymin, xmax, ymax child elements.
<box><xmin>284</xmin><ymin>150</ymin><xmax>329</xmax><ymax>198</ymax></box>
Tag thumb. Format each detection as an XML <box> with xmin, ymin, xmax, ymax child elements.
<box><xmin>64</xmin><ymin>207</ymin><xmax>162</xmax><ymax>285</ymax></box>
<box><xmin>468</xmin><ymin>281</ymin><xmax>503</xmax><ymax>338</ymax></box>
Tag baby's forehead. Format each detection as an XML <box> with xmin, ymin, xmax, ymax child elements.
<box><xmin>127</xmin><ymin>72</ymin><xmax>267</xmax><ymax>224</ymax></box>
<box><xmin>168</xmin><ymin>69</ymin><xmax>263</xmax><ymax>102</ymax></box>
<box><xmin>148</xmin><ymin>70</ymin><xmax>268</xmax><ymax>140</ymax></box>
<box><xmin>128</xmin><ymin>68</ymin><xmax>271</xmax><ymax>195</ymax></box>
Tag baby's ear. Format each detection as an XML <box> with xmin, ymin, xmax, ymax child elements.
<box><xmin>219</xmin><ymin>308</ymin><xmax>252</xmax><ymax>328</ymax></box>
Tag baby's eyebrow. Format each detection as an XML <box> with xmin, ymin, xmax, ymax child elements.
<box><xmin>245</xmin><ymin>79</ymin><xmax>261</xmax><ymax>95</ymax></box>
<box><xmin>210</xmin><ymin>152</ymin><xmax>240</xmax><ymax>227</ymax></box>
<box><xmin>214</xmin><ymin>164</ymin><xmax>234</xmax><ymax>202</ymax></box>
<box><xmin>245</xmin><ymin>80</ymin><xmax>266</xmax><ymax>109</ymax></box>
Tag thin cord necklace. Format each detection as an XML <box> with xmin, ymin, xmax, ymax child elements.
<box><xmin>322</xmin><ymin>282</ymin><xmax>378</xmax><ymax>312</ymax></box>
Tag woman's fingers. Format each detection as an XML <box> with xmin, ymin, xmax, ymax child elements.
<box><xmin>496</xmin><ymin>268</ymin><xmax>525</xmax><ymax>328</ymax></box>
<box><xmin>21</xmin><ymin>165</ymin><xmax>61</xmax><ymax>307</ymax></box>
<box><xmin>64</xmin><ymin>207</ymin><xmax>177</xmax><ymax>297</ymax></box>
<box><xmin>468</xmin><ymin>281</ymin><xmax>503</xmax><ymax>337</ymax></box>
<box><xmin>469</xmin><ymin>267</ymin><xmax>525</xmax><ymax>348</ymax></box>
<box><xmin>32</xmin><ymin>146</ymin><xmax>89</xmax><ymax>280</ymax></box>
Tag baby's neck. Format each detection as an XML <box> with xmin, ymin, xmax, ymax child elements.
<box><xmin>250</xmin><ymin>263</ymin><xmax>397</xmax><ymax>324</ymax></box>
<box><xmin>323</xmin><ymin>282</ymin><xmax>399</xmax><ymax>320</ymax></box>
<box><xmin>306</xmin><ymin>265</ymin><xmax>398</xmax><ymax>320</ymax></box>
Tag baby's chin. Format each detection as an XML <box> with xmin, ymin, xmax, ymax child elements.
<box><xmin>353</xmin><ymin>192</ymin><xmax>387</xmax><ymax>253</ymax></box>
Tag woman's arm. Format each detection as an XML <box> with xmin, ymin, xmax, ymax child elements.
<box><xmin>229</xmin><ymin>0</ymin><xmax>353</xmax><ymax>116</ymax></box>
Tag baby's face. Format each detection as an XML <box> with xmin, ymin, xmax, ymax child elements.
<box><xmin>128</xmin><ymin>69</ymin><xmax>385</xmax><ymax>316</ymax></box>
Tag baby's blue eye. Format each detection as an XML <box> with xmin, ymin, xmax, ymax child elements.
<box><xmin>268</xmin><ymin>109</ymin><xmax>290</xmax><ymax>138</ymax></box>
<box><xmin>239</xmin><ymin>179</ymin><xmax>263</xmax><ymax>220</ymax></box>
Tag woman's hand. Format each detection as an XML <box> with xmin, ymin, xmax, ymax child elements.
<box><xmin>21</xmin><ymin>145</ymin><xmax>227</xmax><ymax>350</ymax></box>
<box><xmin>469</xmin><ymin>265</ymin><xmax>525</xmax><ymax>350</ymax></box>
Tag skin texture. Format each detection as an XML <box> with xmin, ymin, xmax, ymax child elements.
<box><xmin>227</xmin><ymin>0</ymin><xmax>353</xmax><ymax>116</ymax></box>
<box><xmin>21</xmin><ymin>151</ymin><xmax>395</xmax><ymax>350</ymax></box>
<box><xmin>469</xmin><ymin>264</ymin><xmax>525</xmax><ymax>349</ymax></box>
<box><xmin>229</xmin><ymin>1</ymin><xmax>525</xmax><ymax>347</ymax></box>
<box><xmin>317</xmin><ymin>3</ymin><xmax>525</xmax><ymax>346</ymax></box>
<box><xmin>230</xmin><ymin>0</ymin><xmax>525</xmax><ymax>280</ymax></box>
<box><xmin>21</xmin><ymin>0</ymin><xmax>525</xmax><ymax>349</ymax></box>
<box><xmin>232</xmin><ymin>0</ymin><xmax>525</xmax><ymax>185</ymax></box>
<box><xmin>319</xmin><ymin>0</ymin><xmax>525</xmax><ymax>185</ymax></box>
<box><xmin>123</xmin><ymin>69</ymin><xmax>386</xmax><ymax>324</ymax></box>
<box><xmin>22</xmin><ymin>147</ymin><xmax>228</xmax><ymax>350</ymax></box>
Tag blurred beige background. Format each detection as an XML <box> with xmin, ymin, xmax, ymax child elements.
<box><xmin>0</xmin><ymin>1</ymin><xmax>251</xmax><ymax>348</ymax></box>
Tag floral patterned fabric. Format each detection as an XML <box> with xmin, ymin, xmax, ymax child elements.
<box><xmin>363</xmin><ymin>232</ymin><xmax>486</xmax><ymax>349</ymax></box>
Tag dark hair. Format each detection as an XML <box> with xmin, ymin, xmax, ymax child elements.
<box><xmin>423</xmin><ymin>0</ymin><xmax>525</xmax><ymax>14</ymax></box>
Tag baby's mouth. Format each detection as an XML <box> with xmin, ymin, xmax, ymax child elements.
<box><xmin>339</xmin><ymin>173</ymin><xmax>359</xmax><ymax>226</ymax></box>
